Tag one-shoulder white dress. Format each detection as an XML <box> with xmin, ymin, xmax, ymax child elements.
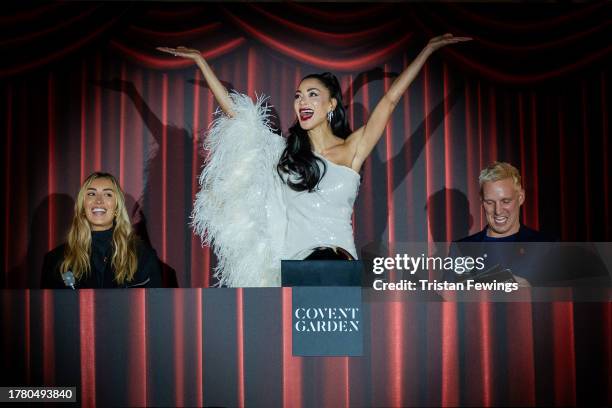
<box><xmin>192</xmin><ymin>93</ymin><xmax>359</xmax><ymax>287</ymax></box>
<box><xmin>282</xmin><ymin>153</ymin><xmax>360</xmax><ymax>260</ymax></box>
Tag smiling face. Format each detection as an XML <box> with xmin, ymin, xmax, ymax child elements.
<box><xmin>83</xmin><ymin>177</ymin><xmax>117</xmax><ymax>231</ymax></box>
<box><xmin>294</xmin><ymin>78</ymin><xmax>336</xmax><ymax>131</ymax></box>
<box><xmin>481</xmin><ymin>178</ymin><xmax>525</xmax><ymax>238</ymax></box>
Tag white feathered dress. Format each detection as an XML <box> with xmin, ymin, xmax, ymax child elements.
<box><xmin>192</xmin><ymin>93</ymin><xmax>287</xmax><ymax>287</ymax></box>
<box><xmin>192</xmin><ymin>93</ymin><xmax>360</xmax><ymax>287</ymax></box>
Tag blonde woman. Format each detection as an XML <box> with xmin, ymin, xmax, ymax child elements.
<box><xmin>41</xmin><ymin>172</ymin><xmax>162</xmax><ymax>288</ymax></box>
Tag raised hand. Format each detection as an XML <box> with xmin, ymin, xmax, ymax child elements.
<box><xmin>156</xmin><ymin>46</ymin><xmax>203</xmax><ymax>62</ymax></box>
<box><xmin>425</xmin><ymin>33</ymin><xmax>472</xmax><ymax>53</ymax></box>
<box><xmin>157</xmin><ymin>46</ymin><xmax>234</xmax><ymax>116</ymax></box>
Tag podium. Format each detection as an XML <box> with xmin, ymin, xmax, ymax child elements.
<box><xmin>281</xmin><ymin>260</ymin><xmax>364</xmax><ymax>286</ymax></box>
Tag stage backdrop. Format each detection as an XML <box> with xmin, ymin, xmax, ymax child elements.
<box><xmin>1</xmin><ymin>2</ymin><xmax>611</xmax><ymax>287</ymax></box>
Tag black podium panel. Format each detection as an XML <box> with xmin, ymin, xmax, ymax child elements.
<box><xmin>281</xmin><ymin>260</ymin><xmax>364</xmax><ymax>286</ymax></box>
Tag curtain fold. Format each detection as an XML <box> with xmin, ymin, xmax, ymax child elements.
<box><xmin>1</xmin><ymin>2</ymin><xmax>610</xmax><ymax>289</ymax></box>
<box><xmin>1</xmin><ymin>3</ymin><xmax>609</xmax><ymax>81</ymax></box>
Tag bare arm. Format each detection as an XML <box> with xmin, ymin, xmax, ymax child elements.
<box><xmin>348</xmin><ymin>34</ymin><xmax>471</xmax><ymax>171</ymax></box>
<box><xmin>157</xmin><ymin>46</ymin><xmax>235</xmax><ymax>117</ymax></box>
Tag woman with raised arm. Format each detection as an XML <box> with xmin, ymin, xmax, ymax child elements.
<box><xmin>158</xmin><ymin>34</ymin><xmax>470</xmax><ymax>287</ymax></box>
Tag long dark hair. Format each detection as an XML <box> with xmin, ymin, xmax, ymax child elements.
<box><xmin>277</xmin><ymin>72</ymin><xmax>352</xmax><ymax>192</ymax></box>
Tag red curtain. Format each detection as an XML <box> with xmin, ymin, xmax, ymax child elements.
<box><xmin>2</xmin><ymin>2</ymin><xmax>610</xmax><ymax>288</ymax></box>
<box><xmin>1</xmin><ymin>5</ymin><xmax>610</xmax><ymax>407</ymax></box>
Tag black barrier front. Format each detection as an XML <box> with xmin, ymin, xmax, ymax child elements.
<box><xmin>0</xmin><ymin>288</ymin><xmax>610</xmax><ymax>407</ymax></box>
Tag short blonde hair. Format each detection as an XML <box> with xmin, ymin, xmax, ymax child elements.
<box><xmin>478</xmin><ymin>161</ymin><xmax>522</xmax><ymax>195</ymax></box>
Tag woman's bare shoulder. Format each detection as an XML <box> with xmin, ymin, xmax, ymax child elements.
<box><xmin>322</xmin><ymin>139</ymin><xmax>357</xmax><ymax>169</ymax></box>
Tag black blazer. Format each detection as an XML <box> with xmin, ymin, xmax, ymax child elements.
<box><xmin>41</xmin><ymin>240</ymin><xmax>163</xmax><ymax>288</ymax></box>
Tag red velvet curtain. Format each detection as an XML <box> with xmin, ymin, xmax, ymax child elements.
<box><xmin>0</xmin><ymin>3</ymin><xmax>611</xmax><ymax>406</ymax></box>
<box><xmin>2</xmin><ymin>2</ymin><xmax>610</xmax><ymax>288</ymax></box>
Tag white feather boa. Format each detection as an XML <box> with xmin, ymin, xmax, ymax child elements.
<box><xmin>191</xmin><ymin>93</ymin><xmax>287</xmax><ymax>287</ymax></box>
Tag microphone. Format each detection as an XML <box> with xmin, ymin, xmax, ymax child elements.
<box><xmin>61</xmin><ymin>271</ymin><xmax>76</xmax><ymax>290</ymax></box>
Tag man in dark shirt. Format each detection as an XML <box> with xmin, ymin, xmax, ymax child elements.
<box><xmin>450</xmin><ymin>161</ymin><xmax>556</xmax><ymax>285</ymax></box>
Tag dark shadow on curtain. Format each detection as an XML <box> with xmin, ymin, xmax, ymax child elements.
<box><xmin>426</xmin><ymin>187</ymin><xmax>473</xmax><ymax>243</ymax></box>
<box><xmin>125</xmin><ymin>193</ymin><xmax>178</xmax><ymax>288</ymax></box>
<box><xmin>95</xmin><ymin>79</ymin><xmax>193</xmax><ymax>287</ymax></box>
<box><xmin>6</xmin><ymin>193</ymin><xmax>74</xmax><ymax>288</ymax></box>
<box><xmin>355</xmin><ymin>79</ymin><xmax>464</xmax><ymax>255</ymax></box>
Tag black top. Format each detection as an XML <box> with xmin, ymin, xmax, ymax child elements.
<box><xmin>457</xmin><ymin>224</ymin><xmax>558</xmax><ymax>242</ymax></box>
<box><xmin>447</xmin><ymin>224</ymin><xmax>559</xmax><ymax>283</ymax></box>
<box><xmin>41</xmin><ymin>229</ymin><xmax>163</xmax><ymax>289</ymax></box>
